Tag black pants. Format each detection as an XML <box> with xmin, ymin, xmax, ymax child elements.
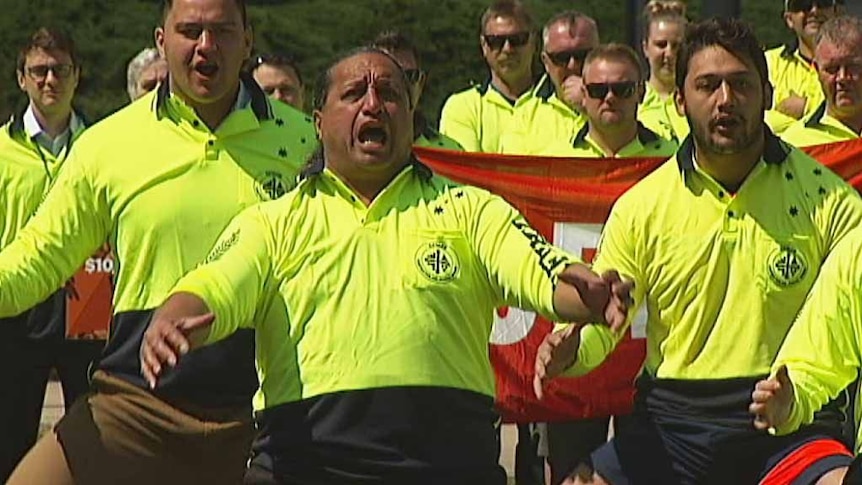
<box><xmin>0</xmin><ymin>336</ymin><xmax>104</xmax><ymax>481</ymax></box>
<box><xmin>547</xmin><ymin>417</ymin><xmax>611</xmax><ymax>485</ymax></box>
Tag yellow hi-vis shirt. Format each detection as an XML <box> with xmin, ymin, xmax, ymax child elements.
<box><xmin>637</xmin><ymin>83</ymin><xmax>689</xmax><ymax>144</ymax></box>
<box><xmin>413</xmin><ymin>112</ymin><xmax>463</xmax><ymax>150</ymax></box>
<box><xmin>173</xmin><ymin>159</ymin><xmax>579</xmax><ymax>409</ymax></box>
<box><xmin>772</xmin><ymin>227</ymin><xmax>862</xmax><ymax>451</ymax></box>
<box><xmin>781</xmin><ymin>102</ymin><xmax>861</xmax><ymax>147</ymax></box>
<box><xmin>765</xmin><ymin>42</ymin><xmax>824</xmax><ymax>134</ymax></box>
<box><xmin>565</xmin><ymin>130</ymin><xmax>862</xmax><ymax>381</ymax></box>
<box><xmin>0</xmin><ymin>110</ymin><xmax>86</xmax><ymax>341</ymax></box>
<box><xmin>439</xmin><ymin>78</ymin><xmax>538</xmax><ymax>153</ymax></box>
<box><xmin>538</xmin><ymin>122</ymin><xmax>677</xmax><ymax>158</ymax></box>
<box><xmin>0</xmin><ymin>77</ymin><xmax>317</xmax><ymax>406</ymax></box>
<box><xmin>502</xmin><ymin>75</ymin><xmax>587</xmax><ymax>155</ymax></box>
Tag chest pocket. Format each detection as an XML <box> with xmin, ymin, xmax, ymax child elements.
<box><xmin>397</xmin><ymin>229</ymin><xmax>472</xmax><ymax>290</ymax></box>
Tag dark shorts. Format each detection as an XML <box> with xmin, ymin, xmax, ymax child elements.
<box><xmin>592</xmin><ymin>376</ymin><xmax>852</xmax><ymax>485</ymax></box>
<box><xmin>56</xmin><ymin>371</ymin><xmax>254</xmax><ymax>485</ymax></box>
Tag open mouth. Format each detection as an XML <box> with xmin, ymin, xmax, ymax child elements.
<box><xmin>194</xmin><ymin>63</ymin><xmax>219</xmax><ymax>78</ymax></box>
<box><xmin>357</xmin><ymin>125</ymin><xmax>388</xmax><ymax>148</ymax></box>
<box><xmin>712</xmin><ymin>116</ymin><xmax>742</xmax><ymax>132</ymax></box>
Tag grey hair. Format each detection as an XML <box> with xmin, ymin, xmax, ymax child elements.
<box><xmin>542</xmin><ymin>11</ymin><xmax>598</xmax><ymax>46</ymax></box>
<box><xmin>817</xmin><ymin>15</ymin><xmax>862</xmax><ymax>50</ymax></box>
<box><xmin>126</xmin><ymin>47</ymin><xmax>162</xmax><ymax>101</ymax></box>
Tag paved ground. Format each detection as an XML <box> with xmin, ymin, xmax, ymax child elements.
<box><xmin>40</xmin><ymin>381</ymin><xmax>525</xmax><ymax>483</ymax></box>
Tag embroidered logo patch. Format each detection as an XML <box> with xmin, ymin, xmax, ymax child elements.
<box><xmin>415</xmin><ymin>241</ymin><xmax>460</xmax><ymax>282</ymax></box>
<box><xmin>767</xmin><ymin>246</ymin><xmax>807</xmax><ymax>287</ymax></box>
<box><xmin>255</xmin><ymin>171</ymin><xmax>291</xmax><ymax>200</ymax></box>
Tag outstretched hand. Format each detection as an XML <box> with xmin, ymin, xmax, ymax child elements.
<box><xmin>140</xmin><ymin>312</ymin><xmax>214</xmax><ymax>389</ymax></box>
<box><xmin>750</xmin><ymin>365</ymin><xmax>794</xmax><ymax>431</ymax></box>
<box><xmin>533</xmin><ymin>323</ymin><xmax>582</xmax><ymax>400</ymax></box>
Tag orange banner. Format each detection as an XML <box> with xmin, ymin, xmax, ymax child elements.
<box><xmin>66</xmin><ymin>244</ymin><xmax>112</xmax><ymax>339</ymax></box>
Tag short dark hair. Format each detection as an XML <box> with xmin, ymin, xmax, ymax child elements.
<box><xmin>371</xmin><ymin>30</ymin><xmax>421</xmax><ymax>68</ymax></box>
<box><xmin>17</xmin><ymin>27</ymin><xmax>78</xmax><ymax>72</ymax></box>
<box><xmin>675</xmin><ymin>17</ymin><xmax>768</xmax><ymax>93</ymax></box>
<box><xmin>312</xmin><ymin>46</ymin><xmax>412</xmax><ymax>113</ymax></box>
<box><xmin>247</xmin><ymin>53</ymin><xmax>303</xmax><ymax>86</ymax></box>
<box><xmin>480</xmin><ymin>0</ymin><xmax>534</xmax><ymax>34</ymax></box>
<box><xmin>584</xmin><ymin>43</ymin><xmax>646</xmax><ymax>81</ymax></box>
<box><xmin>162</xmin><ymin>0</ymin><xmax>247</xmax><ymax>26</ymax></box>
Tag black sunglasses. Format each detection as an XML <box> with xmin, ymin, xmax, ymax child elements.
<box><xmin>483</xmin><ymin>32</ymin><xmax>531</xmax><ymax>50</ymax></box>
<box><xmin>786</xmin><ymin>0</ymin><xmax>835</xmax><ymax>12</ymax></box>
<box><xmin>545</xmin><ymin>49</ymin><xmax>592</xmax><ymax>67</ymax></box>
<box><xmin>585</xmin><ymin>81</ymin><xmax>638</xmax><ymax>100</ymax></box>
<box><xmin>403</xmin><ymin>68</ymin><xmax>426</xmax><ymax>85</ymax></box>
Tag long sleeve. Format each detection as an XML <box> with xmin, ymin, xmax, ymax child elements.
<box><xmin>171</xmin><ymin>204</ymin><xmax>274</xmax><ymax>344</ymax></box>
<box><xmin>0</xmin><ymin>149</ymin><xmax>109</xmax><ymax>316</ymax></box>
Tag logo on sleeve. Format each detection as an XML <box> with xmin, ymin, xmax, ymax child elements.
<box><xmin>205</xmin><ymin>229</ymin><xmax>239</xmax><ymax>264</ymax></box>
<box><xmin>767</xmin><ymin>246</ymin><xmax>807</xmax><ymax>287</ymax></box>
<box><xmin>415</xmin><ymin>241</ymin><xmax>460</xmax><ymax>282</ymax></box>
<box><xmin>255</xmin><ymin>171</ymin><xmax>292</xmax><ymax>201</ymax></box>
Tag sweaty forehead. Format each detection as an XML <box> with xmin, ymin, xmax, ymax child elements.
<box><xmin>333</xmin><ymin>53</ymin><xmax>401</xmax><ymax>82</ymax></box>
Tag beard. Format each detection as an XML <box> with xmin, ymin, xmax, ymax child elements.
<box><xmin>686</xmin><ymin>114</ymin><xmax>763</xmax><ymax>156</ymax></box>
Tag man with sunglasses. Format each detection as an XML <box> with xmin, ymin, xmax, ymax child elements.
<box><xmin>439</xmin><ymin>0</ymin><xmax>538</xmax><ymax>153</ymax></box>
<box><xmin>0</xmin><ymin>27</ymin><xmax>103</xmax><ymax>483</ymax></box>
<box><xmin>783</xmin><ymin>15</ymin><xmax>862</xmax><ymax>146</ymax></box>
<box><xmin>248</xmin><ymin>53</ymin><xmax>305</xmax><ymax>111</ymax></box>
<box><xmin>540</xmin><ymin>43</ymin><xmax>677</xmax><ymax>159</ymax></box>
<box><xmin>534</xmin><ymin>18</ymin><xmax>862</xmax><ymax>485</ymax></box>
<box><xmin>372</xmin><ymin>30</ymin><xmax>462</xmax><ymax>150</ymax></box>
<box><xmin>765</xmin><ymin>0</ymin><xmax>839</xmax><ymax>133</ymax></box>
<box><xmin>506</xmin><ymin>10</ymin><xmax>598</xmax><ymax>155</ymax></box>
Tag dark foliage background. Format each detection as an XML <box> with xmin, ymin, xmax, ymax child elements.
<box><xmin>0</xmin><ymin>0</ymin><xmax>790</xmax><ymax>124</ymax></box>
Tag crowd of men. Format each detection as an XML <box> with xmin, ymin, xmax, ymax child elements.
<box><xmin>3</xmin><ymin>0</ymin><xmax>862</xmax><ymax>484</ymax></box>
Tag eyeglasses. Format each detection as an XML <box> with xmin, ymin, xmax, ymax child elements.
<box><xmin>483</xmin><ymin>32</ymin><xmax>531</xmax><ymax>51</ymax></box>
<box><xmin>545</xmin><ymin>49</ymin><xmax>592</xmax><ymax>67</ymax></box>
<box><xmin>786</xmin><ymin>0</ymin><xmax>835</xmax><ymax>12</ymax></box>
<box><xmin>25</xmin><ymin>64</ymin><xmax>74</xmax><ymax>81</ymax></box>
<box><xmin>584</xmin><ymin>81</ymin><xmax>638</xmax><ymax>99</ymax></box>
<box><xmin>403</xmin><ymin>68</ymin><xmax>426</xmax><ymax>85</ymax></box>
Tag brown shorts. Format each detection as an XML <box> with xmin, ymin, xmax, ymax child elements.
<box><xmin>56</xmin><ymin>371</ymin><xmax>254</xmax><ymax>485</ymax></box>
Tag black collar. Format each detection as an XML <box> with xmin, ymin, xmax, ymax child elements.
<box><xmin>675</xmin><ymin>126</ymin><xmax>790</xmax><ymax>172</ymax></box>
<box><xmin>536</xmin><ymin>75</ymin><xmax>555</xmax><ymax>102</ymax></box>
<box><xmin>572</xmin><ymin>122</ymin><xmax>660</xmax><ymax>148</ymax></box>
<box><xmin>781</xmin><ymin>39</ymin><xmax>813</xmax><ymax>64</ymax></box>
<box><xmin>804</xmin><ymin>101</ymin><xmax>827</xmax><ymax>127</ymax></box>
<box><xmin>154</xmin><ymin>71</ymin><xmax>272</xmax><ymax>122</ymax></box>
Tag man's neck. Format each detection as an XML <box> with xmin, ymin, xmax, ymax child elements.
<box><xmin>589</xmin><ymin>122</ymin><xmax>638</xmax><ymax>156</ymax></box>
<box><xmin>328</xmin><ymin>158</ymin><xmax>411</xmax><ymax>207</ymax></box>
<box><xmin>490</xmin><ymin>71</ymin><xmax>532</xmax><ymax>101</ymax></box>
<box><xmin>694</xmin><ymin>135</ymin><xmax>764</xmax><ymax>193</ymax></box>
<box><xmin>32</xmin><ymin>105</ymin><xmax>71</xmax><ymax>140</ymax></box>
<box><xmin>830</xmin><ymin>108</ymin><xmax>862</xmax><ymax>135</ymax></box>
<box><xmin>797</xmin><ymin>36</ymin><xmax>815</xmax><ymax>62</ymax></box>
<box><xmin>171</xmin><ymin>81</ymin><xmax>240</xmax><ymax>131</ymax></box>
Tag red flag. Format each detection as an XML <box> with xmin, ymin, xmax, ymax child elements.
<box><xmin>415</xmin><ymin>139</ymin><xmax>862</xmax><ymax>423</ymax></box>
